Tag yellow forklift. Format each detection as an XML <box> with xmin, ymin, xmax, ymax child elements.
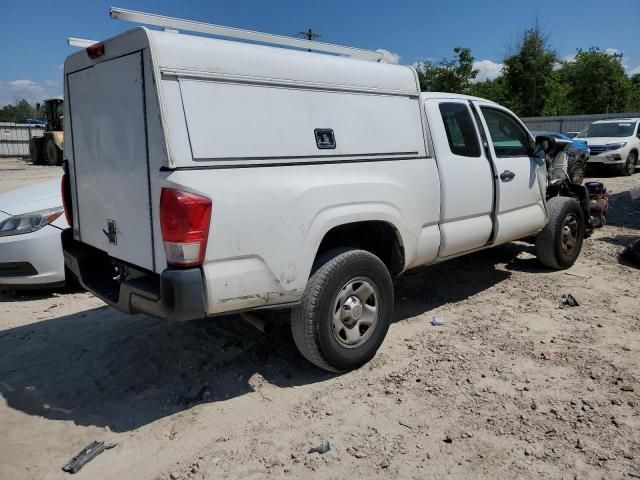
<box><xmin>29</xmin><ymin>98</ymin><xmax>64</xmax><ymax>165</ymax></box>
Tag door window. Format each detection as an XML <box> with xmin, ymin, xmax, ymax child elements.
<box><xmin>439</xmin><ymin>103</ymin><xmax>480</xmax><ymax>157</ymax></box>
<box><xmin>481</xmin><ymin>107</ymin><xmax>530</xmax><ymax>157</ymax></box>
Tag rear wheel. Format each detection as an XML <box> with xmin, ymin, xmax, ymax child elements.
<box><xmin>620</xmin><ymin>151</ymin><xmax>637</xmax><ymax>176</ymax></box>
<box><xmin>46</xmin><ymin>138</ymin><xmax>61</xmax><ymax>166</ymax></box>
<box><xmin>291</xmin><ymin>249</ymin><xmax>393</xmax><ymax>372</ymax></box>
<box><xmin>536</xmin><ymin>197</ymin><xmax>584</xmax><ymax>269</ymax></box>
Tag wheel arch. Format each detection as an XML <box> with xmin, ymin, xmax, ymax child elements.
<box><xmin>311</xmin><ymin>219</ymin><xmax>406</xmax><ymax>278</ymax></box>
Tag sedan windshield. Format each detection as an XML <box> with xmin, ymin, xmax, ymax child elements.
<box><xmin>577</xmin><ymin>122</ymin><xmax>636</xmax><ymax>138</ymax></box>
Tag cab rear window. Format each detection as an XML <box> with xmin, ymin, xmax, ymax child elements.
<box><xmin>438</xmin><ymin>103</ymin><xmax>480</xmax><ymax>157</ymax></box>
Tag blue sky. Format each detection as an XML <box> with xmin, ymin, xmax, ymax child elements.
<box><xmin>1</xmin><ymin>0</ymin><xmax>639</xmax><ymax>105</ymax></box>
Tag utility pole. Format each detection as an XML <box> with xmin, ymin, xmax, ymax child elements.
<box><xmin>296</xmin><ymin>28</ymin><xmax>321</xmax><ymax>52</ymax></box>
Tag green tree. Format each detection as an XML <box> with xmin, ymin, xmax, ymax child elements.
<box><xmin>626</xmin><ymin>73</ymin><xmax>640</xmax><ymax>112</ymax></box>
<box><xmin>541</xmin><ymin>70</ymin><xmax>571</xmax><ymax>116</ymax></box>
<box><xmin>560</xmin><ymin>48</ymin><xmax>629</xmax><ymax>114</ymax></box>
<box><xmin>502</xmin><ymin>26</ymin><xmax>556</xmax><ymax>117</ymax></box>
<box><xmin>469</xmin><ymin>76</ymin><xmax>510</xmax><ymax>106</ymax></box>
<box><xmin>0</xmin><ymin>99</ymin><xmax>37</xmax><ymax>123</ymax></box>
<box><xmin>416</xmin><ymin>47</ymin><xmax>479</xmax><ymax>94</ymax></box>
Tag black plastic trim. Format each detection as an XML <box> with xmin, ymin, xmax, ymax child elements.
<box><xmin>0</xmin><ymin>262</ymin><xmax>38</xmax><ymax>277</ymax></box>
<box><xmin>162</xmin><ymin>155</ymin><xmax>428</xmax><ymax>171</ymax></box>
<box><xmin>62</xmin><ymin>229</ymin><xmax>205</xmax><ymax>321</ymax></box>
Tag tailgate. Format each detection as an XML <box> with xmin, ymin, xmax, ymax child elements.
<box><xmin>67</xmin><ymin>52</ymin><xmax>154</xmax><ymax>271</ymax></box>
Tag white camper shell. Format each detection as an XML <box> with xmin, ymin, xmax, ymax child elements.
<box><xmin>63</xmin><ymin>25</ymin><xmax>587</xmax><ymax>372</ymax></box>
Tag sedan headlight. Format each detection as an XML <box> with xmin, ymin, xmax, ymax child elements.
<box><xmin>605</xmin><ymin>142</ymin><xmax>626</xmax><ymax>151</ymax></box>
<box><xmin>0</xmin><ymin>207</ymin><xmax>64</xmax><ymax>237</ymax></box>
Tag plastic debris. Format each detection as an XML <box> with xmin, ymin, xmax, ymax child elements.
<box><xmin>431</xmin><ymin>316</ymin><xmax>444</xmax><ymax>326</ymax></box>
<box><xmin>562</xmin><ymin>294</ymin><xmax>580</xmax><ymax>307</ymax></box>
<box><xmin>62</xmin><ymin>441</ymin><xmax>117</xmax><ymax>474</ymax></box>
<box><xmin>308</xmin><ymin>441</ymin><xmax>331</xmax><ymax>454</ymax></box>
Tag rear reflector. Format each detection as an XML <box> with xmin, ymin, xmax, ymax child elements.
<box><xmin>86</xmin><ymin>43</ymin><xmax>105</xmax><ymax>59</ymax></box>
<box><xmin>61</xmin><ymin>173</ymin><xmax>72</xmax><ymax>226</ymax></box>
<box><xmin>160</xmin><ymin>188</ymin><xmax>212</xmax><ymax>267</ymax></box>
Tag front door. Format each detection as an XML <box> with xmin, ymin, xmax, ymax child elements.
<box><xmin>473</xmin><ymin>102</ymin><xmax>547</xmax><ymax>244</ymax></box>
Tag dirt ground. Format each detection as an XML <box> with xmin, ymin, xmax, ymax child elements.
<box><xmin>1</xmin><ymin>156</ymin><xmax>639</xmax><ymax>480</ymax></box>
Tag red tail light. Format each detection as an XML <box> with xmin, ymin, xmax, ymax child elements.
<box><xmin>86</xmin><ymin>43</ymin><xmax>105</xmax><ymax>59</ymax></box>
<box><xmin>160</xmin><ymin>188</ymin><xmax>212</xmax><ymax>267</ymax></box>
<box><xmin>61</xmin><ymin>173</ymin><xmax>73</xmax><ymax>226</ymax></box>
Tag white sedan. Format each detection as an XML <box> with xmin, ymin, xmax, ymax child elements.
<box><xmin>0</xmin><ymin>180</ymin><xmax>69</xmax><ymax>289</ymax></box>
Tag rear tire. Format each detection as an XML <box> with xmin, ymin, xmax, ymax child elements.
<box><xmin>46</xmin><ymin>138</ymin><xmax>61</xmax><ymax>166</ymax></box>
<box><xmin>536</xmin><ymin>197</ymin><xmax>584</xmax><ymax>269</ymax></box>
<box><xmin>291</xmin><ymin>249</ymin><xmax>393</xmax><ymax>372</ymax></box>
<box><xmin>620</xmin><ymin>151</ymin><xmax>637</xmax><ymax>176</ymax></box>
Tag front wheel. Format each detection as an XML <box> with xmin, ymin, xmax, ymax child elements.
<box><xmin>29</xmin><ymin>139</ymin><xmax>41</xmax><ymax>164</ymax></box>
<box><xmin>620</xmin><ymin>151</ymin><xmax>637</xmax><ymax>176</ymax></box>
<box><xmin>291</xmin><ymin>249</ymin><xmax>393</xmax><ymax>372</ymax></box>
<box><xmin>536</xmin><ymin>197</ymin><xmax>584</xmax><ymax>269</ymax></box>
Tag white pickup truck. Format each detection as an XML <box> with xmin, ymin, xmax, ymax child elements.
<box><xmin>62</xmin><ymin>15</ymin><xmax>590</xmax><ymax>372</ymax></box>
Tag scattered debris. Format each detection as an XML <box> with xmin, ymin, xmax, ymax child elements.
<box><xmin>621</xmin><ymin>385</ymin><xmax>635</xmax><ymax>392</ymax></box>
<box><xmin>576</xmin><ymin>438</ymin><xmax>585</xmax><ymax>450</ymax></box>
<box><xmin>628</xmin><ymin>472</ymin><xmax>640</xmax><ymax>479</ymax></box>
<box><xmin>431</xmin><ymin>316</ymin><xmax>444</xmax><ymax>326</ymax></box>
<box><xmin>398</xmin><ymin>419</ymin><xmax>414</xmax><ymax>429</ymax></box>
<box><xmin>168</xmin><ymin>424</ymin><xmax>178</xmax><ymax>440</ymax></box>
<box><xmin>542</xmin><ymin>351</ymin><xmax>553</xmax><ymax>361</ymax></box>
<box><xmin>62</xmin><ymin>441</ymin><xmax>117</xmax><ymax>474</ymax></box>
<box><xmin>308</xmin><ymin>441</ymin><xmax>330</xmax><ymax>454</ymax></box>
<box><xmin>562</xmin><ymin>293</ymin><xmax>580</xmax><ymax>307</ymax></box>
<box><xmin>443</xmin><ymin>434</ymin><xmax>453</xmax><ymax>443</ymax></box>
<box><xmin>563</xmin><ymin>271</ymin><xmax>591</xmax><ymax>280</ymax></box>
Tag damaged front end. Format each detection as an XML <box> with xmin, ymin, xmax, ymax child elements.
<box><xmin>535</xmin><ymin>135</ymin><xmax>607</xmax><ymax>236</ymax></box>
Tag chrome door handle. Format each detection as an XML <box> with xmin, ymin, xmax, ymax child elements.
<box><xmin>500</xmin><ymin>170</ymin><xmax>516</xmax><ymax>182</ymax></box>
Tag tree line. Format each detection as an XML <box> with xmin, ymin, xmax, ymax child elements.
<box><xmin>2</xmin><ymin>26</ymin><xmax>639</xmax><ymax>122</ymax></box>
<box><xmin>416</xmin><ymin>27</ymin><xmax>640</xmax><ymax>118</ymax></box>
<box><xmin>0</xmin><ymin>99</ymin><xmax>42</xmax><ymax>123</ymax></box>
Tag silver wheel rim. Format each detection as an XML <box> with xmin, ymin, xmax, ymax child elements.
<box><xmin>628</xmin><ymin>154</ymin><xmax>636</xmax><ymax>174</ymax></box>
<box><xmin>561</xmin><ymin>213</ymin><xmax>578</xmax><ymax>255</ymax></box>
<box><xmin>331</xmin><ymin>277</ymin><xmax>379</xmax><ymax>349</ymax></box>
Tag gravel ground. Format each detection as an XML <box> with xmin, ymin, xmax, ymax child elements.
<box><xmin>0</xmin><ymin>156</ymin><xmax>639</xmax><ymax>479</ymax></box>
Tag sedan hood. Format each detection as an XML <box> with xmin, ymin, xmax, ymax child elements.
<box><xmin>0</xmin><ymin>180</ymin><xmax>68</xmax><ymax>228</ymax></box>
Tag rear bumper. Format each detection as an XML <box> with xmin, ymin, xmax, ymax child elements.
<box><xmin>62</xmin><ymin>229</ymin><xmax>206</xmax><ymax>321</ymax></box>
